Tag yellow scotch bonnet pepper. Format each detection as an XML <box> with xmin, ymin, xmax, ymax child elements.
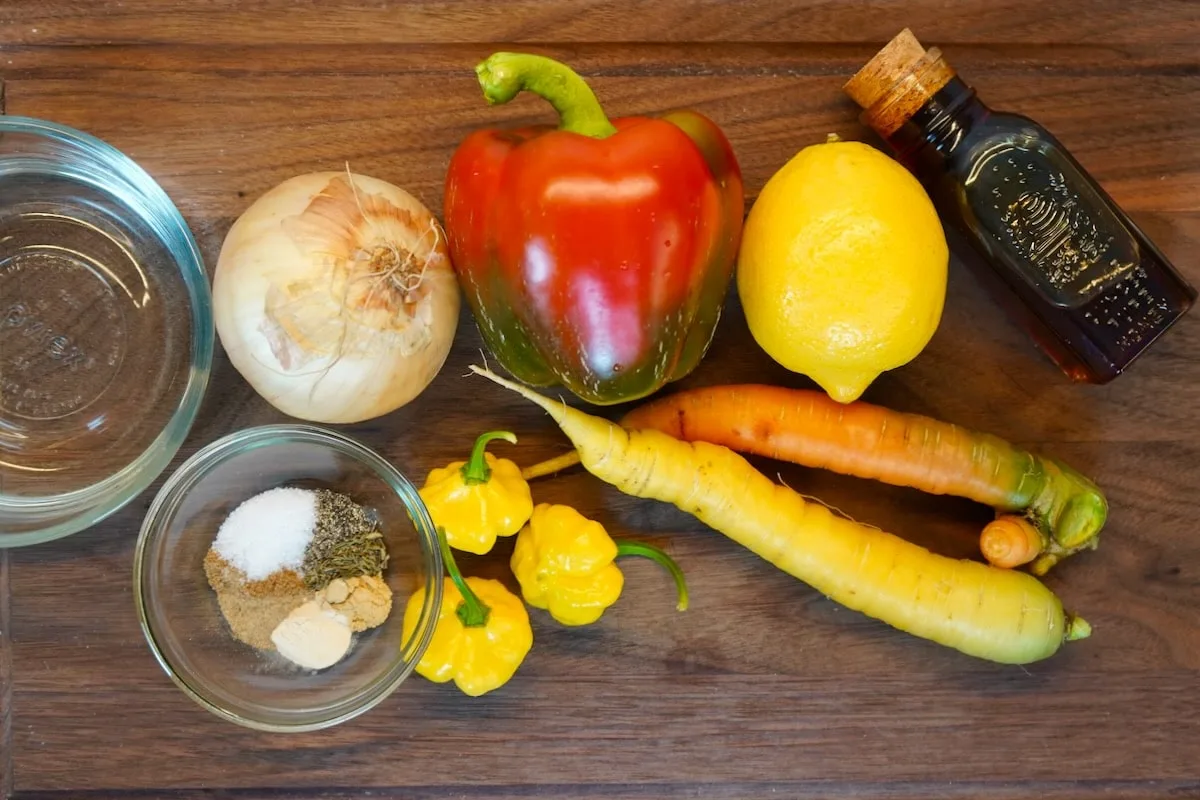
<box><xmin>420</xmin><ymin>430</ymin><xmax>534</xmax><ymax>555</ymax></box>
<box><xmin>402</xmin><ymin>531</ymin><xmax>533</xmax><ymax>697</ymax></box>
<box><xmin>511</xmin><ymin>503</ymin><xmax>689</xmax><ymax>626</ymax></box>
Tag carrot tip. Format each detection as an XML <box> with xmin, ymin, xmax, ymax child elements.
<box><xmin>470</xmin><ymin>364</ymin><xmax>572</xmax><ymax>422</ymax></box>
<box><xmin>521</xmin><ymin>450</ymin><xmax>583</xmax><ymax>481</ymax></box>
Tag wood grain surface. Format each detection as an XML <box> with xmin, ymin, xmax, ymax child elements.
<box><xmin>2</xmin><ymin>2</ymin><xmax>1199</xmax><ymax>798</ymax></box>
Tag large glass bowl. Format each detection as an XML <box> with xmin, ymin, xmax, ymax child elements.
<box><xmin>0</xmin><ymin>116</ymin><xmax>212</xmax><ymax>546</ymax></box>
<box><xmin>134</xmin><ymin>424</ymin><xmax>443</xmax><ymax>732</ymax></box>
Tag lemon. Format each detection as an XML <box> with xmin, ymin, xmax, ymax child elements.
<box><xmin>737</xmin><ymin>139</ymin><xmax>948</xmax><ymax>403</ymax></box>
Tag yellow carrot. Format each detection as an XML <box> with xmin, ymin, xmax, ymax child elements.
<box><xmin>473</xmin><ymin>366</ymin><xmax>1090</xmax><ymax>665</ymax></box>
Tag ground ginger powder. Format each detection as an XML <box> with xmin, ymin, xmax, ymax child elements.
<box><xmin>322</xmin><ymin>574</ymin><xmax>393</xmax><ymax>632</ymax></box>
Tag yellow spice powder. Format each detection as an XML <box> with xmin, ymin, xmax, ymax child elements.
<box><xmin>322</xmin><ymin>574</ymin><xmax>393</xmax><ymax>632</ymax></box>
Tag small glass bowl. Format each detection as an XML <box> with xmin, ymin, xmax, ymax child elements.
<box><xmin>134</xmin><ymin>425</ymin><xmax>443</xmax><ymax>732</ymax></box>
<box><xmin>0</xmin><ymin>116</ymin><xmax>212</xmax><ymax>547</ymax></box>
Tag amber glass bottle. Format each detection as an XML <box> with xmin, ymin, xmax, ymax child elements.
<box><xmin>845</xmin><ymin>30</ymin><xmax>1195</xmax><ymax>383</ymax></box>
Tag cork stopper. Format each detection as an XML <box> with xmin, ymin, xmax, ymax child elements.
<box><xmin>844</xmin><ymin>29</ymin><xmax>957</xmax><ymax>137</ymax></box>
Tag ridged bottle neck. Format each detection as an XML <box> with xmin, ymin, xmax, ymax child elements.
<box><xmin>887</xmin><ymin>78</ymin><xmax>988</xmax><ymax>161</ymax></box>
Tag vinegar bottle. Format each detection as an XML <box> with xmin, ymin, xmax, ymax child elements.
<box><xmin>844</xmin><ymin>30</ymin><xmax>1195</xmax><ymax>383</ymax></box>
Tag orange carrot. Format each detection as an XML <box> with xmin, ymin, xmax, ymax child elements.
<box><xmin>980</xmin><ymin>516</ymin><xmax>1046</xmax><ymax>569</ymax></box>
<box><xmin>522</xmin><ymin>384</ymin><xmax>1106</xmax><ymax>574</ymax></box>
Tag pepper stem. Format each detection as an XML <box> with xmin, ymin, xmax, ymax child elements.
<box><xmin>439</xmin><ymin>527</ymin><xmax>491</xmax><ymax>627</ymax></box>
<box><xmin>475</xmin><ymin>52</ymin><xmax>619</xmax><ymax>139</ymax></box>
<box><xmin>615</xmin><ymin>541</ymin><xmax>690</xmax><ymax>612</ymax></box>
<box><xmin>461</xmin><ymin>430</ymin><xmax>518</xmax><ymax>485</ymax></box>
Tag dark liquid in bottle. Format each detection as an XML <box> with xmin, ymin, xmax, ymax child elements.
<box><xmin>846</xmin><ymin>32</ymin><xmax>1195</xmax><ymax>383</ymax></box>
<box><xmin>887</xmin><ymin>80</ymin><xmax>1195</xmax><ymax>382</ymax></box>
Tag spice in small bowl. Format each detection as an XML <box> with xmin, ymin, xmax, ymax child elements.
<box><xmin>204</xmin><ymin>486</ymin><xmax>395</xmax><ymax>670</ymax></box>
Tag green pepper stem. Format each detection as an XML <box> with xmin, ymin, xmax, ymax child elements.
<box><xmin>461</xmin><ymin>430</ymin><xmax>518</xmax><ymax>485</ymax></box>
<box><xmin>615</xmin><ymin>540</ymin><xmax>689</xmax><ymax>612</ymax></box>
<box><xmin>475</xmin><ymin>52</ymin><xmax>619</xmax><ymax>139</ymax></box>
<box><xmin>439</xmin><ymin>527</ymin><xmax>491</xmax><ymax>627</ymax></box>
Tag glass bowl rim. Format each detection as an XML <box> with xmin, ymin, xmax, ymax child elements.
<box><xmin>132</xmin><ymin>422</ymin><xmax>444</xmax><ymax>733</ymax></box>
<box><xmin>0</xmin><ymin>114</ymin><xmax>214</xmax><ymax>547</ymax></box>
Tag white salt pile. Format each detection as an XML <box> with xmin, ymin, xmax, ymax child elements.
<box><xmin>212</xmin><ymin>487</ymin><xmax>317</xmax><ymax>580</ymax></box>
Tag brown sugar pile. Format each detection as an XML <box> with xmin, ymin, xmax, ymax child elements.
<box><xmin>203</xmin><ymin>550</ymin><xmax>311</xmax><ymax>650</ymax></box>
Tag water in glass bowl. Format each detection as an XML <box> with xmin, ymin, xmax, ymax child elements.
<box><xmin>0</xmin><ymin>172</ymin><xmax>193</xmax><ymax>497</ymax></box>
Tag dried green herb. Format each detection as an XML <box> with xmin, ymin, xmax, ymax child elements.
<box><xmin>302</xmin><ymin>490</ymin><xmax>389</xmax><ymax>589</ymax></box>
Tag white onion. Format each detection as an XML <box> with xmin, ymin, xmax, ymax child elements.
<box><xmin>213</xmin><ymin>171</ymin><xmax>459</xmax><ymax>423</ymax></box>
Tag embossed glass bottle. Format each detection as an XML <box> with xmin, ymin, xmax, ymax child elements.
<box><xmin>845</xmin><ymin>30</ymin><xmax>1195</xmax><ymax>383</ymax></box>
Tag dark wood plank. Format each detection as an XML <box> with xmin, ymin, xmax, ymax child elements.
<box><xmin>9</xmin><ymin>785</ymin><xmax>1200</xmax><ymax>800</ymax></box>
<box><xmin>1</xmin><ymin>550</ymin><xmax>12</xmax><ymax>800</ymax></box>
<box><xmin>3</xmin><ymin>43</ymin><xmax>1199</xmax><ymax>221</ymax></box>
<box><xmin>0</xmin><ymin>0</ymin><xmax>1197</xmax><ymax>46</ymax></box>
<box><xmin>9</xmin><ymin>298</ymin><xmax>1200</xmax><ymax>794</ymax></box>
<box><xmin>8</xmin><ymin>492</ymin><xmax>1200</xmax><ymax>791</ymax></box>
<box><xmin>4</xmin><ymin>43</ymin><xmax>1199</xmax><ymax>448</ymax></box>
<box><xmin>3</xmin><ymin>9</ymin><xmax>1200</xmax><ymax>800</ymax></box>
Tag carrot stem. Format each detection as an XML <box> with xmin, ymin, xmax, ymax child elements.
<box><xmin>1066</xmin><ymin>615</ymin><xmax>1092</xmax><ymax>641</ymax></box>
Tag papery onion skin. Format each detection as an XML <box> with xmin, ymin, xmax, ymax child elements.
<box><xmin>213</xmin><ymin>171</ymin><xmax>460</xmax><ymax>423</ymax></box>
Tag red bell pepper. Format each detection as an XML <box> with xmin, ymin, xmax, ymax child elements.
<box><xmin>444</xmin><ymin>52</ymin><xmax>744</xmax><ymax>405</ymax></box>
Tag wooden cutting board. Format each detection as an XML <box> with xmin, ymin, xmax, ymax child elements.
<box><xmin>2</xmin><ymin>2</ymin><xmax>1198</xmax><ymax>797</ymax></box>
